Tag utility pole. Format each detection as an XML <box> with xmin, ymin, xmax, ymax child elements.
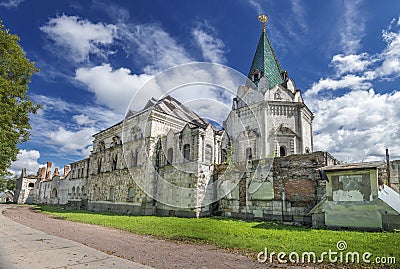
<box><xmin>386</xmin><ymin>148</ymin><xmax>391</xmax><ymax>187</ymax></box>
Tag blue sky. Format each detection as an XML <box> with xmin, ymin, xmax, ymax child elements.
<box><xmin>2</xmin><ymin>0</ymin><xmax>400</xmax><ymax>175</ymax></box>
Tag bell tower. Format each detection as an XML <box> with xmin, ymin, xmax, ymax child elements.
<box><xmin>225</xmin><ymin>13</ymin><xmax>314</xmax><ymax>160</ymax></box>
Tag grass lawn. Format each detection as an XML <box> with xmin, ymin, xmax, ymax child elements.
<box><xmin>36</xmin><ymin>205</ymin><xmax>399</xmax><ymax>266</ymax></box>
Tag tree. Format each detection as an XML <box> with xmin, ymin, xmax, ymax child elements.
<box><xmin>0</xmin><ymin>21</ymin><xmax>39</xmax><ymax>176</ymax></box>
<box><xmin>0</xmin><ymin>176</ymin><xmax>16</xmax><ymax>192</ymax></box>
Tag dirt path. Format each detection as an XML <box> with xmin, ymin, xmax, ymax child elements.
<box><xmin>3</xmin><ymin>206</ymin><xmax>268</xmax><ymax>269</ymax></box>
<box><xmin>3</xmin><ymin>205</ymin><xmax>327</xmax><ymax>269</ymax></box>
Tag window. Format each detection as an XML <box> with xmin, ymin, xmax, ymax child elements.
<box><xmin>97</xmin><ymin>158</ymin><xmax>102</xmax><ymax>174</ymax></box>
<box><xmin>76</xmin><ymin>186</ymin><xmax>80</xmax><ymax>195</ymax></box>
<box><xmin>109</xmin><ymin>187</ymin><xmax>115</xmax><ymax>201</ymax></box>
<box><xmin>305</xmin><ymin>147</ymin><xmax>310</xmax><ymax>154</ymax></box>
<box><xmin>51</xmin><ymin>188</ymin><xmax>57</xmax><ymax>198</ymax></box>
<box><xmin>112</xmin><ymin>154</ymin><xmax>118</xmax><ymax>171</ymax></box>
<box><xmin>246</xmin><ymin>147</ymin><xmax>253</xmax><ymax>161</ymax></box>
<box><xmin>167</xmin><ymin>148</ymin><xmax>173</xmax><ymax>164</ymax></box>
<box><xmin>205</xmin><ymin>144</ymin><xmax>213</xmax><ymax>163</ymax></box>
<box><xmin>221</xmin><ymin>149</ymin><xmax>228</xmax><ymax>163</ymax></box>
<box><xmin>127</xmin><ymin>187</ymin><xmax>135</xmax><ymax>202</ymax></box>
<box><xmin>72</xmin><ymin>186</ymin><xmax>75</xmax><ymax>194</ymax></box>
<box><xmin>81</xmin><ymin>186</ymin><xmax>85</xmax><ymax>194</ymax></box>
<box><xmin>280</xmin><ymin>146</ymin><xmax>286</xmax><ymax>157</ymax></box>
<box><xmin>28</xmin><ymin>182</ymin><xmax>34</xmax><ymax>188</ymax></box>
<box><xmin>131</xmin><ymin>150</ymin><xmax>138</xmax><ymax>167</ymax></box>
<box><xmin>183</xmin><ymin>144</ymin><xmax>190</xmax><ymax>161</ymax></box>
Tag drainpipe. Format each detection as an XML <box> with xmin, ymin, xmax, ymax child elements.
<box><xmin>386</xmin><ymin>148</ymin><xmax>391</xmax><ymax>187</ymax></box>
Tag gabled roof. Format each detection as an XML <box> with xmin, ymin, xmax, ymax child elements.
<box><xmin>247</xmin><ymin>28</ymin><xmax>283</xmax><ymax>88</ymax></box>
<box><xmin>127</xmin><ymin>95</ymin><xmax>210</xmax><ymax>129</ymax></box>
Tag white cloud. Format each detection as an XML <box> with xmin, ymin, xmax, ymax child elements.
<box><xmin>340</xmin><ymin>0</ymin><xmax>365</xmax><ymax>54</ymax></box>
<box><xmin>40</xmin><ymin>15</ymin><xmax>117</xmax><ymax>63</ymax></box>
<box><xmin>247</xmin><ymin>0</ymin><xmax>263</xmax><ymax>14</ymax></box>
<box><xmin>307</xmin><ymin>74</ymin><xmax>372</xmax><ymax>97</ymax></box>
<box><xmin>290</xmin><ymin>0</ymin><xmax>307</xmax><ymax>33</ymax></box>
<box><xmin>73</xmin><ymin>114</ymin><xmax>95</xmax><ymax>126</ymax></box>
<box><xmin>9</xmin><ymin>150</ymin><xmax>43</xmax><ymax>177</ymax></box>
<box><xmin>311</xmin><ymin>89</ymin><xmax>400</xmax><ymax>162</ymax></box>
<box><xmin>331</xmin><ymin>53</ymin><xmax>374</xmax><ymax>75</ymax></box>
<box><xmin>307</xmin><ymin>19</ymin><xmax>400</xmax><ymax>97</ymax></box>
<box><xmin>75</xmin><ymin>64</ymin><xmax>153</xmax><ymax>113</ymax></box>
<box><xmin>192</xmin><ymin>24</ymin><xmax>226</xmax><ymax>64</ymax></box>
<box><xmin>48</xmin><ymin>127</ymin><xmax>97</xmax><ymax>156</ymax></box>
<box><xmin>117</xmin><ymin>23</ymin><xmax>192</xmax><ymax>74</ymax></box>
<box><xmin>0</xmin><ymin>0</ymin><xmax>23</xmax><ymax>8</ymax></box>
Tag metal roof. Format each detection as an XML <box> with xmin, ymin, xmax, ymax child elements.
<box><xmin>320</xmin><ymin>161</ymin><xmax>385</xmax><ymax>171</ymax></box>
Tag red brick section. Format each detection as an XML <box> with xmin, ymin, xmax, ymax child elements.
<box><xmin>285</xmin><ymin>179</ymin><xmax>315</xmax><ymax>202</ymax></box>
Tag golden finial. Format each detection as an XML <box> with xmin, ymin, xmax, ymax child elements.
<box><xmin>258</xmin><ymin>14</ymin><xmax>268</xmax><ymax>33</ymax></box>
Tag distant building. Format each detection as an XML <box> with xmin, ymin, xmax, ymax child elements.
<box><xmin>0</xmin><ymin>190</ymin><xmax>13</xmax><ymax>203</ymax></box>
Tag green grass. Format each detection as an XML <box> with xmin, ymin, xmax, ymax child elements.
<box><xmin>35</xmin><ymin>205</ymin><xmax>399</xmax><ymax>266</ymax></box>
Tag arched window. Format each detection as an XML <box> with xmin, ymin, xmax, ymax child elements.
<box><xmin>28</xmin><ymin>182</ymin><xmax>34</xmax><ymax>188</ymax></box>
<box><xmin>81</xmin><ymin>186</ymin><xmax>85</xmax><ymax>194</ymax></box>
<box><xmin>183</xmin><ymin>144</ymin><xmax>190</xmax><ymax>161</ymax></box>
<box><xmin>246</xmin><ymin>147</ymin><xmax>253</xmax><ymax>161</ymax></box>
<box><xmin>205</xmin><ymin>144</ymin><xmax>213</xmax><ymax>163</ymax></box>
<box><xmin>131</xmin><ymin>149</ymin><xmax>138</xmax><ymax>167</ymax></box>
<box><xmin>109</xmin><ymin>187</ymin><xmax>115</xmax><ymax>201</ymax></box>
<box><xmin>112</xmin><ymin>154</ymin><xmax>118</xmax><ymax>171</ymax></box>
<box><xmin>221</xmin><ymin>149</ymin><xmax>228</xmax><ymax>163</ymax></box>
<box><xmin>127</xmin><ymin>187</ymin><xmax>135</xmax><ymax>202</ymax></box>
<box><xmin>305</xmin><ymin>147</ymin><xmax>310</xmax><ymax>154</ymax></box>
<box><xmin>167</xmin><ymin>148</ymin><xmax>173</xmax><ymax>164</ymax></box>
<box><xmin>280</xmin><ymin>146</ymin><xmax>286</xmax><ymax>157</ymax></box>
<box><xmin>97</xmin><ymin>158</ymin><xmax>102</xmax><ymax>174</ymax></box>
<box><xmin>51</xmin><ymin>188</ymin><xmax>57</xmax><ymax>198</ymax></box>
<box><xmin>72</xmin><ymin>186</ymin><xmax>75</xmax><ymax>194</ymax></box>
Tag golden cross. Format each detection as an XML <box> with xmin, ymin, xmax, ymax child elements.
<box><xmin>258</xmin><ymin>14</ymin><xmax>268</xmax><ymax>33</ymax></box>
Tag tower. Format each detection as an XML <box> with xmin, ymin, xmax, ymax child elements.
<box><xmin>225</xmin><ymin>13</ymin><xmax>313</xmax><ymax>161</ymax></box>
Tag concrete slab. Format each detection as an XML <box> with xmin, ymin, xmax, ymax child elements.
<box><xmin>0</xmin><ymin>205</ymin><xmax>153</xmax><ymax>269</ymax></box>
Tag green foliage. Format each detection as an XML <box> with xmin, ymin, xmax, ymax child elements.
<box><xmin>0</xmin><ymin>21</ymin><xmax>39</xmax><ymax>176</ymax></box>
<box><xmin>0</xmin><ymin>176</ymin><xmax>16</xmax><ymax>191</ymax></box>
<box><xmin>38</xmin><ymin>205</ymin><xmax>400</xmax><ymax>265</ymax></box>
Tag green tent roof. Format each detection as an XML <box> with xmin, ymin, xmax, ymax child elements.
<box><xmin>247</xmin><ymin>30</ymin><xmax>283</xmax><ymax>88</ymax></box>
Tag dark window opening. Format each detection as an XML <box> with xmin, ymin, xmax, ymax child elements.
<box><xmin>246</xmin><ymin>147</ymin><xmax>253</xmax><ymax>160</ymax></box>
<box><xmin>28</xmin><ymin>182</ymin><xmax>34</xmax><ymax>188</ymax></box>
<box><xmin>280</xmin><ymin>146</ymin><xmax>286</xmax><ymax>157</ymax></box>
<box><xmin>167</xmin><ymin>148</ymin><xmax>173</xmax><ymax>164</ymax></box>
<box><xmin>183</xmin><ymin>144</ymin><xmax>190</xmax><ymax>161</ymax></box>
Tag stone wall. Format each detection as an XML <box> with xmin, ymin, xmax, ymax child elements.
<box><xmin>217</xmin><ymin>151</ymin><xmax>337</xmax><ymax>224</ymax></box>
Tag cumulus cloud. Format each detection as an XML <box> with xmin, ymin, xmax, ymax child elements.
<box><xmin>192</xmin><ymin>24</ymin><xmax>226</xmax><ymax>63</ymax></box>
<box><xmin>331</xmin><ymin>53</ymin><xmax>374</xmax><ymax>75</ymax></box>
<box><xmin>48</xmin><ymin>127</ymin><xmax>97</xmax><ymax>156</ymax></box>
<box><xmin>306</xmin><ymin>18</ymin><xmax>400</xmax><ymax>162</ymax></box>
<box><xmin>40</xmin><ymin>15</ymin><xmax>117</xmax><ymax>63</ymax></box>
<box><xmin>75</xmin><ymin>64</ymin><xmax>153</xmax><ymax>113</ymax></box>
<box><xmin>0</xmin><ymin>0</ymin><xmax>24</xmax><ymax>8</ymax></box>
<box><xmin>306</xmin><ymin>19</ymin><xmax>400</xmax><ymax>97</ymax></box>
<box><xmin>311</xmin><ymin>89</ymin><xmax>400</xmax><ymax>162</ymax></box>
<box><xmin>9</xmin><ymin>150</ymin><xmax>44</xmax><ymax>176</ymax></box>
